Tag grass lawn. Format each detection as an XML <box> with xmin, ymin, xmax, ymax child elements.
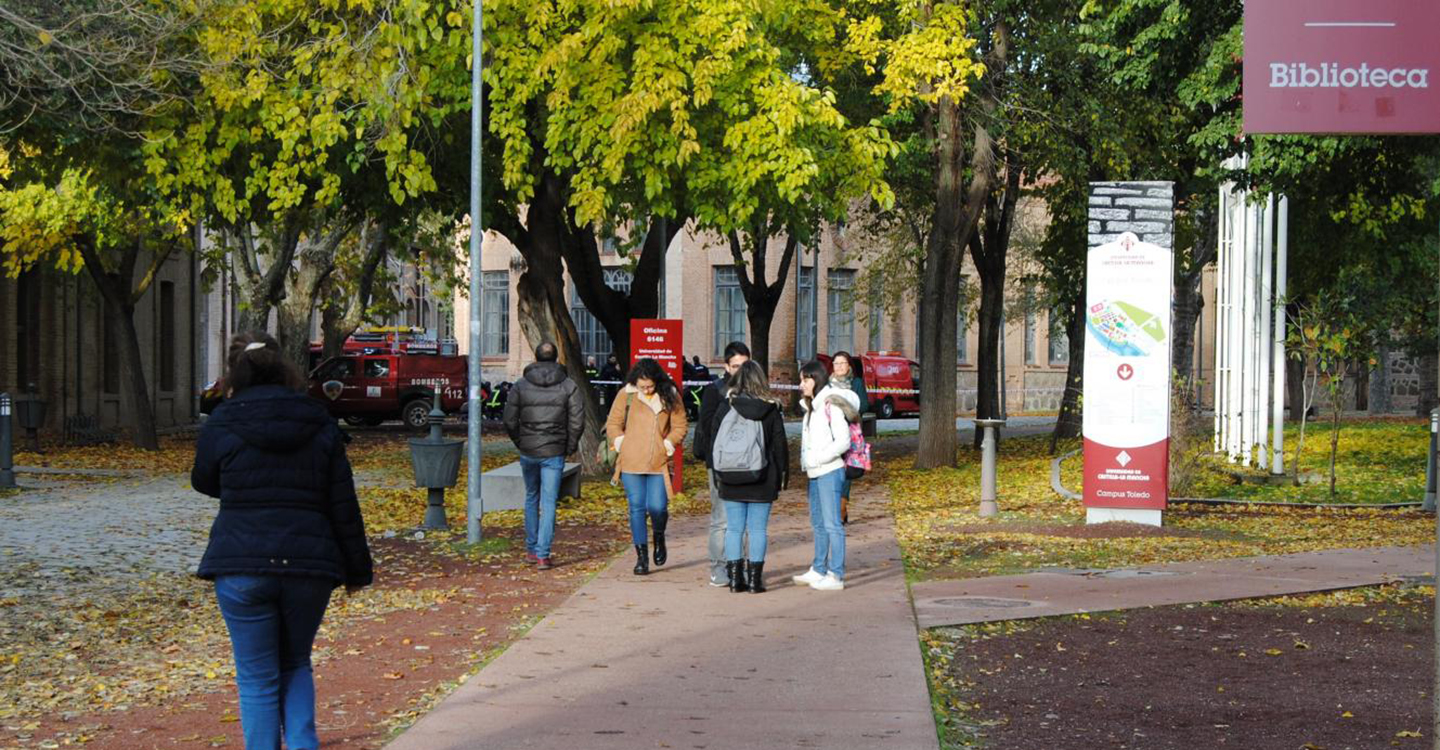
<box><xmin>885</xmin><ymin>418</ymin><xmax>1434</xmax><ymax>580</ymax></box>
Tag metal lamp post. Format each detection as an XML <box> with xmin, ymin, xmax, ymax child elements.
<box><xmin>466</xmin><ymin>0</ymin><xmax>486</xmax><ymax>544</ymax></box>
<box><xmin>976</xmin><ymin>418</ymin><xmax>1006</xmax><ymax>518</ymax></box>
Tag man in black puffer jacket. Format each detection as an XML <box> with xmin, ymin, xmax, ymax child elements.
<box><xmin>503</xmin><ymin>341</ymin><xmax>585</xmax><ymax>570</ymax></box>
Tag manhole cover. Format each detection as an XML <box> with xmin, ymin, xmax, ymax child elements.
<box><xmin>929</xmin><ymin>597</ymin><xmax>1035</xmax><ymax>609</ymax></box>
<box><xmin>1089</xmin><ymin>569</ymin><xmax>1178</xmax><ymax>579</ymax></box>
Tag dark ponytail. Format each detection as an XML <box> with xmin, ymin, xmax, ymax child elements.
<box><xmin>226</xmin><ymin>331</ymin><xmax>305</xmax><ymax>394</ymax></box>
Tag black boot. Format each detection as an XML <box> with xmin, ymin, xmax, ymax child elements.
<box><xmin>746</xmin><ymin>561</ymin><xmax>766</xmax><ymax>593</ymax></box>
<box><xmin>634</xmin><ymin>545</ymin><xmax>649</xmax><ymax>576</ymax></box>
<box><xmin>652</xmin><ymin>513</ymin><xmax>669</xmax><ymax>567</ymax></box>
<box><xmin>727</xmin><ymin>560</ymin><xmax>749</xmax><ymax>593</ymax></box>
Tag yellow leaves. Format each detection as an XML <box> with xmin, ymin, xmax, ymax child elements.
<box><xmin>1340</xmin><ymin>710</ymin><xmax>1353</xmax><ymax>718</ymax></box>
<box><xmin>1264</xmin><ymin>648</ymin><xmax>1283</xmax><ymax>656</ymax></box>
<box><xmin>1396</xmin><ymin>729</ymin><xmax>1422</xmax><ymax>738</ymax></box>
<box><xmin>850</xmin><ymin>3</ymin><xmax>984</xmax><ymax>113</ymax></box>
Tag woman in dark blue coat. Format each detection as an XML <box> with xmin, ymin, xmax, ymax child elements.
<box><xmin>192</xmin><ymin>332</ymin><xmax>372</xmax><ymax>750</ymax></box>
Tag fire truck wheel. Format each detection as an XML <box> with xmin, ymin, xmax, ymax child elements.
<box><xmin>403</xmin><ymin>399</ymin><xmax>431</xmax><ymax>429</ymax></box>
<box><xmin>878</xmin><ymin>398</ymin><xmax>895</xmax><ymax>420</ymax></box>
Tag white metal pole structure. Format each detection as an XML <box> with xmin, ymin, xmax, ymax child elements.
<box><xmin>1271</xmin><ymin>195</ymin><xmax>1289</xmax><ymax>475</ymax></box>
<box><xmin>1255</xmin><ymin>194</ymin><xmax>1275</xmax><ymax>471</ymax></box>
<box><xmin>1237</xmin><ymin>194</ymin><xmax>1257</xmax><ymax>465</ymax></box>
<box><xmin>1213</xmin><ymin>181</ymin><xmax>1230</xmax><ymax>453</ymax></box>
<box><xmin>1225</xmin><ymin>183</ymin><xmax>1241</xmax><ymax>461</ymax></box>
<box><xmin>466</xmin><ymin>0</ymin><xmax>485</xmax><ymax>545</ymax></box>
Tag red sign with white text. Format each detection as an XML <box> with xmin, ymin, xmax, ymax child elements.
<box><xmin>1244</xmin><ymin>0</ymin><xmax>1440</xmax><ymax>134</ymax></box>
<box><xmin>630</xmin><ymin>319</ymin><xmax>685</xmax><ymax>493</ymax></box>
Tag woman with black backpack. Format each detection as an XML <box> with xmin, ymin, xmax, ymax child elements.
<box><xmin>708</xmin><ymin>360</ymin><xmax>788</xmax><ymax>593</ymax></box>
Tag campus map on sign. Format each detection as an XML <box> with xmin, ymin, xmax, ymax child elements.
<box><xmin>1086</xmin><ymin>300</ymin><xmax>1167</xmax><ymax>357</ymax></box>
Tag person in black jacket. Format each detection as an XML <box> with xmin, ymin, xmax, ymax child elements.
<box><xmin>711</xmin><ymin>360</ymin><xmax>788</xmax><ymax>593</ymax></box>
<box><xmin>598</xmin><ymin>354</ymin><xmax>624</xmax><ymax>407</ymax></box>
<box><xmin>192</xmin><ymin>331</ymin><xmax>372</xmax><ymax>750</ymax></box>
<box><xmin>693</xmin><ymin>340</ymin><xmax>750</xmax><ymax>587</ymax></box>
<box><xmin>502</xmin><ymin>342</ymin><xmax>585</xmax><ymax>570</ymax></box>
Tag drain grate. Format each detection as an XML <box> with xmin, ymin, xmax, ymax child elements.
<box><xmin>928</xmin><ymin>597</ymin><xmax>1035</xmax><ymax>609</ymax></box>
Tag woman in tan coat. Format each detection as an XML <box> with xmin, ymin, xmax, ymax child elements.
<box><xmin>606</xmin><ymin>358</ymin><xmax>688</xmax><ymax>575</ymax></box>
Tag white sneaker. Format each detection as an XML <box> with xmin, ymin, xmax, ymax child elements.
<box><xmin>810</xmin><ymin>573</ymin><xmax>845</xmax><ymax>591</ymax></box>
<box><xmin>792</xmin><ymin>567</ymin><xmax>824</xmax><ymax>585</ymax></box>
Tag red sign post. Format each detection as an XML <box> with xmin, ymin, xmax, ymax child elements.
<box><xmin>1244</xmin><ymin>0</ymin><xmax>1440</xmax><ymax>134</ymax></box>
<box><xmin>630</xmin><ymin>319</ymin><xmax>685</xmax><ymax>493</ymax></box>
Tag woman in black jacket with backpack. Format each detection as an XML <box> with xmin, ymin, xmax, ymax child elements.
<box><xmin>709</xmin><ymin>360</ymin><xmax>788</xmax><ymax>593</ymax></box>
<box><xmin>192</xmin><ymin>332</ymin><xmax>372</xmax><ymax>750</ymax></box>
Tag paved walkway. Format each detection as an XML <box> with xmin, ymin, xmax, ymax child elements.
<box><xmin>911</xmin><ymin>546</ymin><xmax>1434</xmax><ymax>629</ymax></box>
<box><xmin>386</xmin><ymin>483</ymin><xmax>940</xmax><ymax>750</ymax></box>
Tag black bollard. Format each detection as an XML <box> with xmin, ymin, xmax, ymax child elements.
<box><xmin>0</xmin><ymin>394</ymin><xmax>16</xmax><ymax>489</ymax></box>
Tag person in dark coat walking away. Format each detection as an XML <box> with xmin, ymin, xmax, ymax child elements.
<box><xmin>710</xmin><ymin>361</ymin><xmax>788</xmax><ymax>593</ymax></box>
<box><xmin>503</xmin><ymin>342</ymin><xmax>586</xmax><ymax>570</ymax></box>
<box><xmin>192</xmin><ymin>332</ymin><xmax>373</xmax><ymax>750</ymax></box>
<box><xmin>599</xmin><ymin>354</ymin><xmax>624</xmax><ymax>407</ymax></box>
<box><xmin>692</xmin><ymin>340</ymin><xmax>751</xmax><ymax>586</ymax></box>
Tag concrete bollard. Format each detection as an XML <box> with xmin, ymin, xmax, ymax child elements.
<box><xmin>0</xmin><ymin>394</ymin><xmax>15</xmax><ymax>490</ymax></box>
<box><xmin>976</xmin><ymin>418</ymin><xmax>1006</xmax><ymax>518</ymax></box>
<box><xmin>1425</xmin><ymin>409</ymin><xmax>1438</xmax><ymax>513</ymax></box>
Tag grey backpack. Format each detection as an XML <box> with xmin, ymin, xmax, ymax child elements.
<box><xmin>712</xmin><ymin>399</ymin><xmax>767</xmax><ymax>484</ymax></box>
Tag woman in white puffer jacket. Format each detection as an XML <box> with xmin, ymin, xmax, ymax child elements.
<box><xmin>793</xmin><ymin>360</ymin><xmax>859</xmax><ymax>591</ymax></box>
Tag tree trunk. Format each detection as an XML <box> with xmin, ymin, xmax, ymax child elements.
<box><xmin>728</xmin><ymin>227</ymin><xmax>798</xmax><ymax>372</ymax></box>
<box><xmin>969</xmin><ymin>149</ymin><xmax>1020</xmax><ymax>450</ymax></box>
<box><xmin>562</xmin><ymin>213</ymin><xmax>680</xmax><ymax>366</ymax></box>
<box><xmin>322</xmin><ymin>220</ymin><xmax>389</xmax><ymax>359</ymax></box>
<box><xmin>76</xmin><ymin>237</ymin><xmax>164</xmax><ymax>450</ymax></box>
<box><xmin>514</xmin><ymin>179</ymin><xmax>608</xmax><ymax>474</ymax></box>
<box><xmin>1419</xmin><ymin>352</ymin><xmax>1439</xmax><ymax>417</ymax></box>
<box><xmin>1288</xmin><ymin>352</ymin><xmax>1306</xmax><ymax>423</ymax></box>
<box><xmin>1050</xmin><ymin>291</ymin><xmax>1085</xmax><ymax>452</ymax></box>
<box><xmin>1368</xmin><ymin>344</ymin><xmax>1391</xmax><ymax>414</ymax></box>
<box><xmin>275</xmin><ymin>219</ymin><xmax>354</xmax><ymax>370</ymax></box>
<box><xmin>229</xmin><ymin>220</ymin><xmax>301</xmax><ymax>335</ymax></box>
<box><xmin>1171</xmin><ymin>268</ymin><xmax>1205</xmax><ymax>407</ymax></box>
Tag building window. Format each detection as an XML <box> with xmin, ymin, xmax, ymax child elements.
<box><xmin>826</xmin><ymin>269</ymin><xmax>855</xmax><ymax>354</ymax></box>
<box><xmin>1049</xmin><ymin>313</ymin><xmax>1070</xmax><ymax>364</ymax></box>
<box><xmin>481</xmin><ymin>271</ymin><xmax>509</xmax><ymax>356</ymax></box>
<box><xmin>1023</xmin><ymin>288</ymin><xmax>1037</xmax><ymax>366</ymax></box>
<box><xmin>796</xmin><ymin>265</ymin><xmax>816</xmax><ymax>362</ymax></box>
<box><xmin>957</xmin><ymin>300</ymin><xmax>969</xmax><ymax>365</ymax></box>
<box><xmin>16</xmin><ymin>270</ymin><xmax>40</xmax><ymax>389</ymax></box>
<box><xmin>159</xmin><ymin>281</ymin><xmax>176</xmax><ymax>392</ymax></box>
<box><xmin>714</xmin><ymin>266</ymin><xmax>747</xmax><ymax>357</ymax></box>
<box><xmin>103</xmin><ymin>300</ymin><xmax>120</xmax><ymax>394</ymax></box>
<box><xmin>572</xmin><ymin>269</ymin><xmax>632</xmax><ymax>363</ymax></box>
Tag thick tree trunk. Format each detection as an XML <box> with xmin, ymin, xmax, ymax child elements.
<box><xmin>968</xmin><ymin>149</ymin><xmax>1020</xmax><ymax>450</ymax></box>
<box><xmin>728</xmin><ymin>228</ymin><xmax>798</xmax><ymax>372</ymax></box>
<box><xmin>275</xmin><ymin>220</ymin><xmax>354</xmax><ymax>370</ymax></box>
<box><xmin>1050</xmin><ymin>292</ymin><xmax>1085</xmax><ymax>452</ymax></box>
<box><xmin>77</xmin><ymin>237</ymin><xmax>164</xmax><ymax>450</ymax></box>
<box><xmin>563</xmin><ymin>212</ymin><xmax>680</xmax><ymax>366</ymax></box>
<box><xmin>916</xmin><ymin>20</ymin><xmax>1007</xmax><ymax>469</ymax></box>
<box><xmin>514</xmin><ymin>180</ymin><xmax>608</xmax><ymax>474</ymax></box>
<box><xmin>1419</xmin><ymin>352</ymin><xmax>1439</xmax><ymax>417</ymax></box>
<box><xmin>229</xmin><ymin>220</ymin><xmax>301</xmax><ymax>335</ymax></box>
<box><xmin>1367</xmin><ymin>344</ymin><xmax>1391</xmax><ymax>413</ymax></box>
<box><xmin>322</xmin><ymin>220</ymin><xmax>389</xmax><ymax>359</ymax></box>
<box><xmin>1171</xmin><ymin>268</ymin><xmax>1204</xmax><ymax>408</ymax></box>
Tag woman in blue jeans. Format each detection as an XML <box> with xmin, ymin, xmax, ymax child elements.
<box><xmin>192</xmin><ymin>332</ymin><xmax>373</xmax><ymax>750</ymax></box>
<box><xmin>793</xmin><ymin>360</ymin><xmax>858</xmax><ymax>591</ymax></box>
<box><xmin>605</xmin><ymin>358</ymin><xmax>688</xmax><ymax>575</ymax></box>
<box><xmin>709</xmin><ymin>361</ymin><xmax>788</xmax><ymax>593</ymax></box>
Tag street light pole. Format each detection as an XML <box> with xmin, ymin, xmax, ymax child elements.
<box><xmin>466</xmin><ymin>0</ymin><xmax>485</xmax><ymax>545</ymax></box>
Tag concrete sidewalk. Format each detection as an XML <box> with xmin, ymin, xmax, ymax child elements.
<box><xmin>912</xmin><ymin>546</ymin><xmax>1434</xmax><ymax>629</ymax></box>
<box><xmin>386</xmin><ymin>484</ymin><xmax>939</xmax><ymax>750</ymax></box>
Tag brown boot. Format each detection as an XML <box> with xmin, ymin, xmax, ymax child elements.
<box><xmin>841</xmin><ymin>496</ymin><xmax>849</xmax><ymax>525</ymax></box>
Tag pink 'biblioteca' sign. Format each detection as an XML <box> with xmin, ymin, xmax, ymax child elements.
<box><xmin>1244</xmin><ymin>0</ymin><xmax>1440</xmax><ymax>134</ymax></box>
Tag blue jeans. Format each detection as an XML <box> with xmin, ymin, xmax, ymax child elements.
<box><xmin>722</xmin><ymin>501</ymin><xmax>772</xmax><ymax>561</ymax></box>
<box><xmin>620</xmin><ymin>473</ymin><xmax>668</xmax><ymax>545</ymax></box>
<box><xmin>214</xmin><ymin>575</ymin><xmax>333</xmax><ymax>750</ymax></box>
<box><xmin>520</xmin><ymin>454</ymin><xmax>564</xmax><ymax>559</ymax></box>
<box><xmin>808</xmin><ymin>468</ymin><xmax>847</xmax><ymax>579</ymax></box>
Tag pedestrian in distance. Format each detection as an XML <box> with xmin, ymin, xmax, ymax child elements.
<box><xmin>709</xmin><ymin>360</ymin><xmax>788</xmax><ymax>593</ymax></box>
<box><xmin>692</xmin><ymin>340</ymin><xmax>751</xmax><ymax>587</ymax></box>
<box><xmin>599</xmin><ymin>354</ymin><xmax>624</xmax><ymax>407</ymax></box>
<box><xmin>828</xmin><ymin>351</ymin><xmax>869</xmax><ymax>525</ymax></box>
<box><xmin>606</xmin><ymin>357</ymin><xmax>688</xmax><ymax>575</ymax></box>
<box><xmin>191</xmin><ymin>332</ymin><xmax>373</xmax><ymax>750</ymax></box>
<box><xmin>794</xmin><ymin>359</ymin><xmax>859</xmax><ymax>591</ymax></box>
<box><xmin>503</xmin><ymin>342</ymin><xmax>586</xmax><ymax>571</ymax></box>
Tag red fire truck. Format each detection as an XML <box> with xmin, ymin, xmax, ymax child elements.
<box><xmin>308</xmin><ymin>352</ymin><xmax>467</xmax><ymax>428</ymax></box>
<box><xmin>817</xmin><ymin>351</ymin><xmax>921</xmax><ymax>419</ymax></box>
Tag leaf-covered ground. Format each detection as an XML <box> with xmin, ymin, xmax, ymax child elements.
<box><xmin>1</xmin><ymin>430</ymin><xmax>713</xmax><ymax>749</ymax></box>
<box><xmin>886</xmin><ymin>423</ymin><xmax>1433</xmax><ymax>580</ymax></box>
<box><xmin>1186</xmin><ymin>417</ymin><xmax>1430</xmax><ymax>504</ymax></box>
